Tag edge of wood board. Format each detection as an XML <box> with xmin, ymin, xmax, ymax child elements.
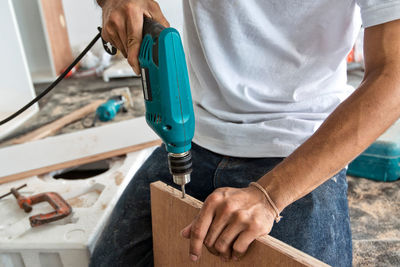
<box><xmin>150</xmin><ymin>181</ymin><xmax>330</xmax><ymax>267</ymax></box>
<box><xmin>0</xmin><ymin>139</ymin><xmax>161</xmax><ymax>184</ymax></box>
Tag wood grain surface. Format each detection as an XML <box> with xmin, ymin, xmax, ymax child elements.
<box><xmin>150</xmin><ymin>181</ymin><xmax>329</xmax><ymax>267</ymax></box>
<box><xmin>39</xmin><ymin>0</ymin><xmax>73</xmax><ymax>75</ymax></box>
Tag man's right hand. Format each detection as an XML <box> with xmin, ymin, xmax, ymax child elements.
<box><xmin>98</xmin><ymin>0</ymin><xmax>169</xmax><ymax>74</ymax></box>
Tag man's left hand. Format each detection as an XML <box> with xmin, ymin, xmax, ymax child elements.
<box><xmin>181</xmin><ymin>186</ymin><xmax>276</xmax><ymax>262</ymax></box>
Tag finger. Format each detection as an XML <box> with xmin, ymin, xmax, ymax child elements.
<box><xmin>126</xmin><ymin>9</ymin><xmax>143</xmax><ymax>74</ymax></box>
<box><xmin>101</xmin><ymin>24</ymin><xmax>113</xmax><ymax>44</ymax></box>
<box><xmin>181</xmin><ymin>222</ymin><xmax>192</xmax><ymax>239</ymax></box>
<box><xmin>114</xmin><ymin>16</ymin><xmax>128</xmax><ymax>57</ymax></box>
<box><xmin>232</xmin><ymin>231</ymin><xmax>257</xmax><ymax>261</ymax></box>
<box><xmin>214</xmin><ymin>222</ymin><xmax>245</xmax><ymax>260</ymax></box>
<box><xmin>102</xmin><ymin>26</ymin><xmax>126</xmax><ymax>57</ymax></box>
<box><xmin>102</xmin><ymin>11</ymin><xmax>127</xmax><ymax>56</ymax></box>
<box><xmin>204</xmin><ymin>212</ymin><xmax>230</xmax><ymax>255</ymax></box>
<box><xmin>189</xmin><ymin>202</ymin><xmax>216</xmax><ymax>261</ymax></box>
<box><xmin>110</xmin><ymin>35</ymin><xmax>127</xmax><ymax>58</ymax></box>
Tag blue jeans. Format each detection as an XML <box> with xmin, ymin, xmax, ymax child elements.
<box><xmin>90</xmin><ymin>143</ymin><xmax>352</xmax><ymax>266</ymax></box>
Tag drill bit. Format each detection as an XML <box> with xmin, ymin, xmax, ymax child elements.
<box><xmin>181</xmin><ymin>184</ymin><xmax>186</xmax><ymax>198</ymax></box>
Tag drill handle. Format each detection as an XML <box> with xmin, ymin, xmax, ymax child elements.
<box><xmin>141</xmin><ymin>17</ymin><xmax>166</xmax><ymax>71</ymax></box>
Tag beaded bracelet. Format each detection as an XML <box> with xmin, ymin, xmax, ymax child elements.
<box><xmin>249</xmin><ymin>182</ymin><xmax>283</xmax><ymax>223</ymax></box>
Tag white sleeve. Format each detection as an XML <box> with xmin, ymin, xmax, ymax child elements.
<box><xmin>356</xmin><ymin>0</ymin><xmax>400</xmax><ymax>27</ymax></box>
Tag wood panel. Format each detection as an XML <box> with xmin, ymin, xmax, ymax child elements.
<box><xmin>150</xmin><ymin>181</ymin><xmax>329</xmax><ymax>267</ymax></box>
<box><xmin>39</xmin><ymin>0</ymin><xmax>73</xmax><ymax>75</ymax></box>
<box><xmin>0</xmin><ymin>117</ymin><xmax>161</xmax><ymax>184</ymax></box>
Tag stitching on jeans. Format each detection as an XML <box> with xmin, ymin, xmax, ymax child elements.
<box><xmin>213</xmin><ymin>156</ymin><xmax>230</xmax><ymax>188</ymax></box>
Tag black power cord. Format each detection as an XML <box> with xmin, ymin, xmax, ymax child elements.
<box><xmin>0</xmin><ymin>28</ymin><xmax>116</xmax><ymax>126</ymax></box>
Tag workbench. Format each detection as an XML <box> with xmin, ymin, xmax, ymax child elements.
<box><xmin>1</xmin><ymin>70</ymin><xmax>398</xmax><ymax>266</ymax></box>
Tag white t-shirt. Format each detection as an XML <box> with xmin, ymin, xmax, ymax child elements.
<box><xmin>182</xmin><ymin>0</ymin><xmax>400</xmax><ymax>157</ymax></box>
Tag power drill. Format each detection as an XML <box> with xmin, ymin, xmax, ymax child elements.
<box><xmin>96</xmin><ymin>88</ymin><xmax>133</xmax><ymax>122</ymax></box>
<box><xmin>139</xmin><ymin>17</ymin><xmax>195</xmax><ymax>197</ymax></box>
<box><xmin>96</xmin><ymin>96</ymin><xmax>127</xmax><ymax>121</ymax></box>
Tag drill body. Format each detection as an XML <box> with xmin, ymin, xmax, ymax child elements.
<box><xmin>139</xmin><ymin>18</ymin><xmax>195</xmax><ymax>193</ymax></box>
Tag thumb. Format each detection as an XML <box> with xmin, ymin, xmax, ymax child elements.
<box><xmin>181</xmin><ymin>222</ymin><xmax>193</xmax><ymax>239</ymax></box>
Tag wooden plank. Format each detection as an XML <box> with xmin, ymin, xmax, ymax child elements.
<box><xmin>10</xmin><ymin>99</ymin><xmax>106</xmax><ymax>145</ymax></box>
<box><xmin>1</xmin><ymin>139</ymin><xmax>161</xmax><ymax>185</ymax></box>
<box><xmin>150</xmin><ymin>181</ymin><xmax>329</xmax><ymax>267</ymax></box>
<box><xmin>39</xmin><ymin>0</ymin><xmax>73</xmax><ymax>75</ymax></box>
<box><xmin>0</xmin><ymin>117</ymin><xmax>161</xmax><ymax>184</ymax></box>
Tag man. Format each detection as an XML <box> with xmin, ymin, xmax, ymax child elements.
<box><xmin>91</xmin><ymin>0</ymin><xmax>400</xmax><ymax>266</ymax></box>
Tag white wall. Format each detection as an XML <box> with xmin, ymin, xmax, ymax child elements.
<box><xmin>62</xmin><ymin>0</ymin><xmax>184</xmax><ymax>49</ymax></box>
<box><xmin>0</xmin><ymin>0</ymin><xmax>38</xmax><ymax>139</ymax></box>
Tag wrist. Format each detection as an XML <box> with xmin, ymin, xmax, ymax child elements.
<box><xmin>245</xmin><ymin>185</ymin><xmax>277</xmax><ymax>221</ymax></box>
<box><xmin>249</xmin><ymin>182</ymin><xmax>283</xmax><ymax>223</ymax></box>
<box><xmin>256</xmin><ymin>171</ymin><xmax>296</xmax><ymax>213</ymax></box>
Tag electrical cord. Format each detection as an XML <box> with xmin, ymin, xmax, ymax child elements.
<box><xmin>0</xmin><ymin>29</ymin><xmax>108</xmax><ymax>126</ymax></box>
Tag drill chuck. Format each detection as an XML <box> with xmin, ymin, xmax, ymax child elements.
<box><xmin>168</xmin><ymin>151</ymin><xmax>192</xmax><ymax>186</ymax></box>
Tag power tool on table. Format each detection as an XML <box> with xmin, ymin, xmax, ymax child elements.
<box><xmin>83</xmin><ymin>88</ymin><xmax>133</xmax><ymax>127</ymax></box>
<box><xmin>139</xmin><ymin>17</ymin><xmax>195</xmax><ymax>197</ymax></box>
<box><xmin>96</xmin><ymin>92</ymin><xmax>131</xmax><ymax>122</ymax></box>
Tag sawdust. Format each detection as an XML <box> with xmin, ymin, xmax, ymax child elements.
<box><xmin>114</xmin><ymin>171</ymin><xmax>124</xmax><ymax>185</ymax></box>
<box><xmin>347</xmin><ymin>175</ymin><xmax>400</xmax><ymax>265</ymax></box>
<box><xmin>68</xmin><ymin>189</ymin><xmax>101</xmax><ymax>208</ymax></box>
<box><xmin>68</xmin><ymin>197</ymin><xmax>85</xmax><ymax>208</ymax></box>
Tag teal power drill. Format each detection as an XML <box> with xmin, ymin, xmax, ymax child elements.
<box><xmin>139</xmin><ymin>18</ymin><xmax>195</xmax><ymax>197</ymax></box>
<box><xmin>96</xmin><ymin>96</ymin><xmax>127</xmax><ymax>122</ymax></box>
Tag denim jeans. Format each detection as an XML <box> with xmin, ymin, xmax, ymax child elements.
<box><xmin>90</xmin><ymin>143</ymin><xmax>352</xmax><ymax>267</ymax></box>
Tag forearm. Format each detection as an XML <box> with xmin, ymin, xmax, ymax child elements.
<box><xmin>258</xmin><ymin>20</ymin><xmax>400</xmax><ymax>213</ymax></box>
<box><xmin>258</xmin><ymin>64</ymin><xmax>400</xmax><ymax>212</ymax></box>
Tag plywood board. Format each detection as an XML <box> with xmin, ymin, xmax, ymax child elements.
<box><xmin>39</xmin><ymin>0</ymin><xmax>73</xmax><ymax>75</ymax></box>
<box><xmin>150</xmin><ymin>181</ymin><xmax>329</xmax><ymax>267</ymax></box>
<box><xmin>0</xmin><ymin>117</ymin><xmax>161</xmax><ymax>184</ymax></box>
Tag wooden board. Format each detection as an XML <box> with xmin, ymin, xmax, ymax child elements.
<box><xmin>39</xmin><ymin>0</ymin><xmax>73</xmax><ymax>75</ymax></box>
<box><xmin>9</xmin><ymin>99</ymin><xmax>106</xmax><ymax>145</ymax></box>
<box><xmin>0</xmin><ymin>117</ymin><xmax>161</xmax><ymax>184</ymax></box>
<box><xmin>150</xmin><ymin>181</ymin><xmax>329</xmax><ymax>267</ymax></box>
